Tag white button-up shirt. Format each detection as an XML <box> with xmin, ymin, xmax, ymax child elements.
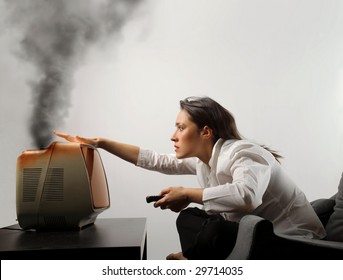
<box><xmin>137</xmin><ymin>139</ymin><xmax>326</xmax><ymax>238</ymax></box>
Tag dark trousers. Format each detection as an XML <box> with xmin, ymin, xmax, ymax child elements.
<box><xmin>176</xmin><ymin>207</ymin><xmax>239</xmax><ymax>260</ymax></box>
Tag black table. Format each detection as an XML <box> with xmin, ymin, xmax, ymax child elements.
<box><xmin>0</xmin><ymin>218</ymin><xmax>147</xmax><ymax>260</ymax></box>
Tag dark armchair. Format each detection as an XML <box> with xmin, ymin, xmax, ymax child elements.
<box><xmin>227</xmin><ymin>172</ymin><xmax>343</xmax><ymax>260</ymax></box>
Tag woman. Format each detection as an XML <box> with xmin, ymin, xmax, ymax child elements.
<box><xmin>54</xmin><ymin>96</ymin><xmax>326</xmax><ymax>260</ymax></box>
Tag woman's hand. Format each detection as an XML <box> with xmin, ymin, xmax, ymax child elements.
<box><xmin>154</xmin><ymin>187</ymin><xmax>204</xmax><ymax>212</ymax></box>
<box><xmin>53</xmin><ymin>130</ymin><xmax>100</xmax><ymax>148</ymax></box>
<box><xmin>155</xmin><ymin>187</ymin><xmax>190</xmax><ymax>212</ymax></box>
<box><xmin>54</xmin><ymin>131</ymin><xmax>139</xmax><ymax>164</ymax></box>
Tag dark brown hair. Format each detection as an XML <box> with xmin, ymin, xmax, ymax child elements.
<box><xmin>180</xmin><ymin>96</ymin><xmax>282</xmax><ymax>162</ymax></box>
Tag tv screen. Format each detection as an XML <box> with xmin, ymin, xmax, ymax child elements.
<box><xmin>16</xmin><ymin>141</ymin><xmax>110</xmax><ymax>230</ymax></box>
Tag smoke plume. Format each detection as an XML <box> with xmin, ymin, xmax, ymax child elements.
<box><xmin>4</xmin><ymin>0</ymin><xmax>143</xmax><ymax>148</ymax></box>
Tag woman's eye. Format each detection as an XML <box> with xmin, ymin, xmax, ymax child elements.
<box><xmin>179</xmin><ymin>127</ymin><xmax>184</xmax><ymax>131</ymax></box>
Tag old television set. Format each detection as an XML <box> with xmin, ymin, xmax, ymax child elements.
<box><xmin>16</xmin><ymin>141</ymin><xmax>110</xmax><ymax>230</ymax></box>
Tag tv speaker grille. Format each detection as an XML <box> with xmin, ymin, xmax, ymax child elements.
<box><xmin>22</xmin><ymin>168</ymin><xmax>42</xmax><ymax>202</ymax></box>
<box><xmin>43</xmin><ymin>216</ymin><xmax>67</xmax><ymax>227</ymax></box>
<box><xmin>42</xmin><ymin>168</ymin><xmax>64</xmax><ymax>201</ymax></box>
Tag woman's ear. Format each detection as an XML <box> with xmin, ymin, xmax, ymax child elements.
<box><xmin>201</xmin><ymin>126</ymin><xmax>213</xmax><ymax>140</ymax></box>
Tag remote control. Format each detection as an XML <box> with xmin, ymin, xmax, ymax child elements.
<box><xmin>146</xmin><ymin>195</ymin><xmax>165</xmax><ymax>203</ymax></box>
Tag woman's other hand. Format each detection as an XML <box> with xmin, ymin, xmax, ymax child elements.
<box><xmin>154</xmin><ymin>187</ymin><xmax>190</xmax><ymax>212</ymax></box>
<box><xmin>155</xmin><ymin>186</ymin><xmax>204</xmax><ymax>212</ymax></box>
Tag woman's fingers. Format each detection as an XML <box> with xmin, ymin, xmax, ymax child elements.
<box><xmin>53</xmin><ymin>130</ymin><xmax>78</xmax><ymax>143</ymax></box>
<box><xmin>53</xmin><ymin>131</ymin><xmax>99</xmax><ymax>147</ymax></box>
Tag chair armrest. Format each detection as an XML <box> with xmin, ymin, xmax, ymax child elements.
<box><xmin>226</xmin><ymin>215</ymin><xmax>274</xmax><ymax>260</ymax></box>
<box><xmin>311</xmin><ymin>198</ymin><xmax>335</xmax><ymax>226</ymax></box>
<box><xmin>227</xmin><ymin>213</ymin><xmax>343</xmax><ymax>259</ymax></box>
<box><xmin>277</xmin><ymin>234</ymin><xmax>343</xmax><ymax>248</ymax></box>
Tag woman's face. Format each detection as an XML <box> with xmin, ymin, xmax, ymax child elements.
<box><xmin>171</xmin><ymin>109</ymin><xmax>203</xmax><ymax>159</ymax></box>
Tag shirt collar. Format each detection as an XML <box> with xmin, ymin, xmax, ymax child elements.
<box><xmin>208</xmin><ymin>138</ymin><xmax>225</xmax><ymax>168</ymax></box>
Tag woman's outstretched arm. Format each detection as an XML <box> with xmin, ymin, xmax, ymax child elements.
<box><xmin>53</xmin><ymin>131</ymin><xmax>140</xmax><ymax>165</ymax></box>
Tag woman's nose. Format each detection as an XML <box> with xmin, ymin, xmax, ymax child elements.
<box><xmin>170</xmin><ymin>131</ymin><xmax>177</xmax><ymax>142</ymax></box>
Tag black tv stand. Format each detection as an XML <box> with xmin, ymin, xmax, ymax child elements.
<box><xmin>0</xmin><ymin>218</ymin><xmax>147</xmax><ymax>260</ymax></box>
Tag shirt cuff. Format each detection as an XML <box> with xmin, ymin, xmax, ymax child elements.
<box><xmin>136</xmin><ymin>148</ymin><xmax>150</xmax><ymax>167</ymax></box>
